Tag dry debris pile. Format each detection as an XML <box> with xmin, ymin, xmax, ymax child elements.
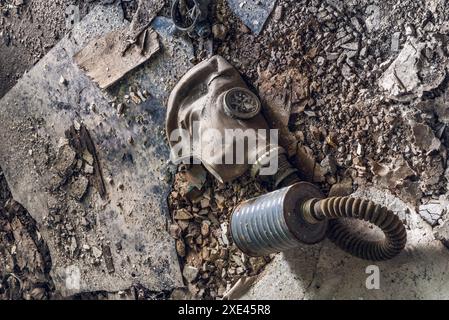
<box><xmin>169</xmin><ymin>167</ymin><xmax>271</xmax><ymax>299</ymax></box>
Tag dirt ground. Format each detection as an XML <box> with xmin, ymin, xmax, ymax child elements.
<box><xmin>2</xmin><ymin>0</ymin><xmax>449</xmax><ymax>300</ymax></box>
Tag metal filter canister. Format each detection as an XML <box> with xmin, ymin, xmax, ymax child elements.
<box><xmin>230</xmin><ymin>182</ymin><xmax>328</xmax><ymax>256</ymax></box>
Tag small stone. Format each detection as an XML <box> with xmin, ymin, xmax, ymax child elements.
<box><xmin>212</xmin><ymin>24</ymin><xmax>228</xmax><ymax>40</ymax></box>
<box><xmin>69</xmin><ymin>176</ymin><xmax>89</xmax><ymax>201</ymax></box>
<box><xmin>169</xmin><ymin>224</ymin><xmax>182</xmax><ymax>239</ymax></box>
<box><xmin>391</xmin><ymin>32</ymin><xmax>401</xmax><ymax>52</ymax></box>
<box><xmin>340</xmin><ymin>42</ymin><xmax>359</xmax><ymax>51</ymax></box>
<box><xmin>137</xmin><ymin>90</ymin><xmax>146</xmax><ymax>102</ymax></box>
<box><xmin>177</xmin><ymin>220</ymin><xmax>190</xmax><ymax>231</ymax></box>
<box><xmin>356</xmin><ymin>143</ymin><xmax>363</xmax><ymax>156</ymax></box>
<box><xmin>273</xmin><ymin>5</ymin><xmax>283</xmax><ymax>21</ymax></box>
<box><xmin>183</xmin><ymin>265</ymin><xmax>199</xmax><ymax>283</ymax></box>
<box><xmin>200</xmin><ymin>198</ymin><xmax>210</xmax><ymax>209</ymax></box>
<box><xmin>176</xmin><ymin>239</ymin><xmax>186</xmax><ymax>257</ymax></box>
<box><xmin>84</xmin><ymin>164</ymin><xmax>94</xmax><ymax>174</ymax></box>
<box><xmin>130</xmin><ymin>92</ymin><xmax>142</xmax><ymax>104</ymax></box>
<box><xmin>412</xmin><ymin>123</ymin><xmax>441</xmax><ymax>154</ymax></box>
<box><xmin>73</xmin><ymin>119</ymin><xmax>81</xmax><ymax>131</ymax></box>
<box><xmin>82</xmin><ymin>149</ymin><xmax>94</xmax><ymax>165</ymax></box>
<box><xmin>220</xmin><ymin>222</ymin><xmax>229</xmax><ymax>246</ymax></box>
<box><xmin>102</xmin><ymin>245</ymin><xmax>115</xmax><ymax>274</ymax></box>
<box><xmin>92</xmin><ymin>246</ymin><xmax>102</xmax><ymax>259</ymax></box>
<box><xmin>54</xmin><ymin>144</ymin><xmax>76</xmax><ymax>175</ymax></box>
<box><xmin>320</xmin><ymin>155</ymin><xmax>337</xmax><ymax>175</ymax></box>
<box><xmin>434</xmin><ymin>220</ymin><xmax>449</xmax><ymax>249</ymax></box>
<box><xmin>174</xmin><ymin>208</ymin><xmax>193</xmax><ymax>220</ymax></box>
<box><xmin>59</xmin><ymin>75</ymin><xmax>68</xmax><ymax>86</ymax></box>
<box><xmin>117</xmin><ymin>103</ymin><xmax>125</xmax><ymax>115</ymax></box>
<box><xmin>214</xmin><ymin>193</ymin><xmax>225</xmax><ymax>207</ymax></box>
<box><xmin>201</xmin><ymin>220</ymin><xmax>210</xmax><ymax>237</ymax></box>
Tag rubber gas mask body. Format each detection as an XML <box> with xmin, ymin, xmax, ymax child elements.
<box><xmin>167</xmin><ymin>55</ymin><xmax>279</xmax><ymax>183</ymax></box>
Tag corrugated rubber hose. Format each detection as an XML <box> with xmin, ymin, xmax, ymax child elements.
<box><xmin>309</xmin><ymin>196</ymin><xmax>407</xmax><ymax>261</ymax></box>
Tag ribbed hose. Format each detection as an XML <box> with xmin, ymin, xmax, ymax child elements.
<box><xmin>311</xmin><ymin>197</ymin><xmax>407</xmax><ymax>261</ymax></box>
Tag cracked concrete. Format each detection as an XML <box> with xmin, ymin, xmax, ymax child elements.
<box><xmin>0</xmin><ymin>4</ymin><xmax>190</xmax><ymax>296</ymax></box>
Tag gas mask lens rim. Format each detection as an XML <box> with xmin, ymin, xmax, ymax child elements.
<box><xmin>223</xmin><ymin>87</ymin><xmax>261</xmax><ymax>120</ymax></box>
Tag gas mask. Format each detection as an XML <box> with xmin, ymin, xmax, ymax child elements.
<box><xmin>167</xmin><ymin>55</ymin><xmax>281</xmax><ymax>183</ymax></box>
<box><xmin>167</xmin><ymin>55</ymin><xmax>407</xmax><ymax>261</ymax></box>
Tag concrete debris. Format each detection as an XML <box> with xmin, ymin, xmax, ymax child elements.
<box><xmin>434</xmin><ymin>220</ymin><xmax>449</xmax><ymax>249</ymax></box>
<box><xmin>227</xmin><ymin>0</ymin><xmax>277</xmax><ymax>35</ymax></box>
<box><xmin>412</xmin><ymin>122</ymin><xmax>441</xmax><ymax>154</ymax></box>
<box><xmin>370</xmin><ymin>156</ymin><xmax>416</xmax><ymax>190</ymax></box>
<box><xmin>182</xmin><ymin>265</ymin><xmax>199</xmax><ymax>283</ymax></box>
<box><xmin>168</xmin><ymin>170</ymin><xmax>269</xmax><ymax>299</ymax></box>
<box><xmin>258</xmin><ymin>68</ymin><xmax>309</xmax><ymax>156</ymax></box>
<box><xmin>379</xmin><ymin>38</ymin><xmax>425</xmax><ymax>100</ymax></box>
<box><xmin>419</xmin><ymin>197</ymin><xmax>449</xmax><ymax>227</ymax></box>
<box><xmin>68</xmin><ymin>176</ymin><xmax>89</xmax><ymax>201</ymax></box>
<box><xmin>379</xmin><ymin>37</ymin><xmax>448</xmax><ymax>101</ymax></box>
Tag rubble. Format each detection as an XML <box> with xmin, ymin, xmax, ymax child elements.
<box><xmin>226</xmin><ymin>0</ymin><xmax>277</xmax><ymax>35</ymax></box>
<box><xmin>68</xmin><ymin>176</ymin><xmax>89</xmax><ymax>201</ymax></box>
<box><xmin>379</xmin><ymin>36</ymin><xmax>448</xmax><ymax>102</ymax></box>
<box><xmin>434</xmin><ymin>220</ymin><xmax>449</xmax><ymax>249</ymax></box>
<box><xmin>168</xmin><ymin>171</ymin><xmax>270</xmax><ymax>299</ymax></box>
<box><xmin>419</xmin><ymin>197</ymin><xmax>449</xmax><ymax>227</ymax></box>
<box><xmin>411</xmin><ymin>122</ymin><xmax>441</xmax><ymax>154</ymax></box>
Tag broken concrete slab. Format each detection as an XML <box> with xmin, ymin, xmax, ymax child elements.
<box><xmin>239</xmin><ymin>187</ymin><xmax>449</xmax><ymax>299</ymax></box>
<box><xmin>419</xmin><ymin>197</ymin><xmax>449</xmax><ymax>227</ymax></box>
<box><xmin>227</xmin><ymin>0</ymin><xmax>277</xmax><ymax>35</ymax></box>
<box><xmin>379</xmin><ymin>38</ymin><xmax>425</xmax><ymax>100</ymax></box>
<box><xmin>0</xmin><ymin>4</ymin><xmax>190</xmax><ymax>296</ymax></box>
<box><xmin>412</xmin><ymin>122</ymin><xmax>441</xmax><ymax>154</ymax></box>
<box><xmin>379</xmin><ymin>37</ymin><xmax>448</xmax><ymax>102</ymax></box>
